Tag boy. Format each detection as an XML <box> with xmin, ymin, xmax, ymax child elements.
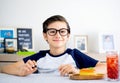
<box><xmin>1</xmin><ymin>15</ymin><xmax>106</xmax><ymax>76</ymax></box>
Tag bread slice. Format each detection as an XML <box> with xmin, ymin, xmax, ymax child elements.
<box><xmin>80</xmin><ymin>68</ymin><xmax>95</xmax><ymax>75</ymax></box>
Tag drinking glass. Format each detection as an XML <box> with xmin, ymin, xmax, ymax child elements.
<box><xmin>106</xmin><ymin>51</ymin><xmax>119</xmax><ymax>81</ymax></box>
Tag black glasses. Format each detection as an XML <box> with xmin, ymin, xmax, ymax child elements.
<box><xmin>47</xmin><ymin>28</ymin><xmax>69</xmax><ymax>36</ymax></box>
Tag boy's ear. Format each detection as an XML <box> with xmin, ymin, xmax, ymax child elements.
<box><xmin>43</xmin><ymin>33</ymin><xmax>47</xmax><ymax>40</ymax></box>
<box><xmin>67</xmin><ymin>34</ymin><xmax>70</xmax><ymax>38</ymax></box>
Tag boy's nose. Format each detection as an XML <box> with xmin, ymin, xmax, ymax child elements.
<box><xmin>55</xmin><ymin>31</ymin><xmax>61</xmax><ymax>37</ymax></box>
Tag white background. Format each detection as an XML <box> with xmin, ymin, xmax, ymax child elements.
<box><xmin>0</xmin><ymin>0</ymin><xmax>120</xmax><ymax>53</ymax></box>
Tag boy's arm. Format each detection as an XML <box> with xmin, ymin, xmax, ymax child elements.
<box><xmin>1</xmin><ymin>60</ymin><xmax>37</xmax><ymax>76</ymax></box>
<box><xmin>94</xmin><ymin>61</ymin><xmax>107</xmax><ymax>74</ymax></box>
<box><xmin>1</xmin><ymin>60</ymin><xmax>24</xmax><ymax>75</ymax></box>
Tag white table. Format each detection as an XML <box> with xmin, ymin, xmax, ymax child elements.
<box><xmin>0</xmin><ymin>72</ymin><xmax>119</xmax><ymax>83</ymax></box>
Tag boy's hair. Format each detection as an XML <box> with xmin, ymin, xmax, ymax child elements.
<box><xmin>43</xmin><ymin>15</ymin><xmax>70</xmax><ymax>33</ymax></box>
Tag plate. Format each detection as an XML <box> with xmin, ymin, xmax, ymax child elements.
<box><xmin>69</xmin><ymin>74</ymin><xmax>105</xmax><ymax>80</ymax></box>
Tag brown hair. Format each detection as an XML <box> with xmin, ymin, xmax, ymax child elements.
<box><xmin>43</xmin><ymin>15</ymin><xmax>70</xmax><ymax>33</ymax></box>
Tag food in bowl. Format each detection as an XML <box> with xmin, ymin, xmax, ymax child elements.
<box><xmin>6</xmin><ymin>47</ymin><xmax>15</xmax><ymax>53</ymax></box>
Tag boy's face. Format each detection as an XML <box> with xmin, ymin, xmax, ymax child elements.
<box><xmin>43</xmin><ymin>21</ymin><xmax>70</xmax><ymax>49</ymax></box>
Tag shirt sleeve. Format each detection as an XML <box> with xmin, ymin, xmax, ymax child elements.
<box><xmin>71</xmin><ymin>49</ymin><xmax>98</xmax><ymax>69</ymax></box>
<box><xmin>23</xmin><ymin>51</ymin><xmax>46</xmax><ymax>63</ymax></box>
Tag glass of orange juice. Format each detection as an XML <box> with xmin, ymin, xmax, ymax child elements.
<box><xmin>106</xmin><ymin>51</ymin><xmax>119</xmax><ymax>81</ymax></box>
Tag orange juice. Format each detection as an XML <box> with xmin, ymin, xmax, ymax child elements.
<box><xmin>106</xmin><ymin>51</ymin><xmax>119</xmax><ymax>81</ymax></box>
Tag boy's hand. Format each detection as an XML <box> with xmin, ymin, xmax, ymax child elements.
<box><xmin>18</xmin><ymin>60</ymin><xmax>37</xmax><ymax>76</ymax></box>
<box><xmin>58</xmin><ymin>64</ymin><xmax>79</xmax><ymax>76</ymax></box>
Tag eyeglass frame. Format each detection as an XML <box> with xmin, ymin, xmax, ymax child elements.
<box><xmin>46</xmin><ymin>28</ymin><xmax>70</xmax><ymax>36</ymax></box>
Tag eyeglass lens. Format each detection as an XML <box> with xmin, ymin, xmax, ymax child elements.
<box><xmin>47</xmin><ymin>28</ymin><xmax>68</xmax><ymax>36</ymax></box>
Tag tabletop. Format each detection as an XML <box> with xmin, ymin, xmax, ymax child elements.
<box><xmin>0</xmin><ymin>72</ymin><xmax>119</xmax><ymax>83</ymax></box>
